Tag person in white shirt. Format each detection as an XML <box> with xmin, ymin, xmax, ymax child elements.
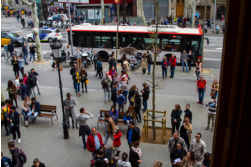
<box><xmin>118</xmin><ymin>152</ymin><xmax>131</xmax><ymax>167</ymax></box>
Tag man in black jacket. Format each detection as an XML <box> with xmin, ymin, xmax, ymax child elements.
<box><xmin>126</xmin><ymin>121</ymin><xmax>140</xmax><ymax>146</ymax></box>
<box><xmin>9</xmin><ymin>106</ymin><xmax>21</xmax><ymax>143</ymax></box>
<box><xmin>184</xmin><ymin>104</ymin><xmax>192</xmax><ymax>123</ymax></box>
<box><xmin>141</xmin><ymin>83</ymin><xmax>150</xmax><ymax>112</ymax></box>
<box><xmin>8</xmin><ymin>141</ymin><xmax>26</xmax><ymax>167</ymax></box>
<box><xmin>8</xmin><ymin>41</ymin><xmax>15</xmax><ymax>58</ymax></box>
<box><xmin>29</xmin><ymin>43</ymin><xmax>36</xmax><ymax>62</ymax></box>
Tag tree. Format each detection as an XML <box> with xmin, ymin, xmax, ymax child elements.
<box><xmin>100</xmin><ymin>0</ymin><xmax>105</xmax><ymax>25</ymax></box>
<box><xmin>192</xmin><ymin>0</ymin><xmax>196</xmax><ymax>28</ymax></box>
<box><xmin>151</xmin><ymin>0</ymin><xmax>160</xmax><ymax>140</ymax></box>
<box><xmin>22</xmin><ymin>0</ymin><xmax>42</xmax><ymax>61</ymax></box>
<box><xmin>138</xmin><ymin>0</ymin><xmax>147</xmax><ymax>26</ymax></box>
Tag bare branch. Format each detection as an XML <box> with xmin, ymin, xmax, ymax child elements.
<box><xmin>22</xmin><ymin>0</ymin><xmax>33</xmax><ymax>6</ymax></box>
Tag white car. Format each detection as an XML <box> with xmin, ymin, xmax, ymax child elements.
<box><xmin>26</xmin><ymin>28</ymin><xmax>62</xmax><ymax>43</ymax></box>
<box><xmin>47</xmin><ymin>14</ymin><xmax>68</xmax><ymax>21</ymax></box>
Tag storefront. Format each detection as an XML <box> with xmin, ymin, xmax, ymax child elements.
<box><xmin>58</xmin><ymin>0</ymin><xmax>136</xmax><ymax>23</ymax></box>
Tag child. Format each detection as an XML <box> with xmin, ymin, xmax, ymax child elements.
<box><xmin>113</xmin><ymin>129</ymin><xmax>122</xmax><ymax>153</ymax></box>
<box><xmin>15</xmin><ymin>76</ymin><xmax>20</xmax><ymax>89</ymax></box>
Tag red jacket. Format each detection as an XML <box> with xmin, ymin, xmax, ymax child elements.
<box><xmin>109</xmin><ymin>70</ymin><xmax>116</xmax><ymax>77</ymax></box>
<box><xmin>87</xmin><ymin>133</ymin><xmax>104</xmax><ymax>152</ymax></box>
<box><xmin>169</xmin><ymin>57</ymin><xmax>176</xmax><ymax>67</ymax></box>
<box><xmin>197</xmin><ymin>79</ymin><xmax>207</xmax><ymax>89</ymax></box>
<box><xmin>113</xmin><ymin>132</ymin><xmax>122</xmax><ymax>147</ymax></box>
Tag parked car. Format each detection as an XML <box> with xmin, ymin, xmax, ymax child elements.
<box><xmin>47</xmin><ymin>14</ymin><xmax>68</xmax><ymax>21</ymax></box>
<box><xmin>26</xmin><ymin>28</ymin><xmax>62</xmax><ymax>43</ymax></box>
<box><xmin>1</xmin><ymin>31</ymin><xmax>25</xmax><ymax>46</ymax></box>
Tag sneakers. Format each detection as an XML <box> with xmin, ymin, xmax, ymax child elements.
<box><xmin>25</xmin><ymin>121</ymin><xmax>29</xmax><ymax>127</ymax></box>
<box><xmin>18</xmin><ymin>139</ymin><xmax>21</xmax><ymax>143</ymax></box>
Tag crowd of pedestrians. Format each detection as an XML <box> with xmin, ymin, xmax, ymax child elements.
<box><xmin>1</xmin><ymin>40</ymin><xmax>219</xmax><ymax>166</ymax></box>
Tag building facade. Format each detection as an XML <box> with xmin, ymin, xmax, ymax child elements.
<box><xmin>169</xmin><ymin>0</ymin><xmax>227</xmax><ymax>21</ymax></box>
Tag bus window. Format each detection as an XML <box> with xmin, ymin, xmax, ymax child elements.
<box><xmin>161</xmin><ymin>38</ymin><xmax>180</xmax><ymax>52</ymax></box>
<box><xmin>191</xmin><ymin>40</ymin><xmax>199</xmax><ymax>57</ymax></box>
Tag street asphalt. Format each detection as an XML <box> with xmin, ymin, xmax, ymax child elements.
<box><xmin>1</xmin><ymin>15</ymin><xmax>223</xmax><ymax>167</ymax></box>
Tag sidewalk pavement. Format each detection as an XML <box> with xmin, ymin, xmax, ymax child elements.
<box><xmin>1</xmin><ymin>59</ymin><xmax>219</xmax><ymax>166</ymax></box>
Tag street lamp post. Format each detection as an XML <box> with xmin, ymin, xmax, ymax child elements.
<box><xmin>50</xmin><ymin>39</ymin><xmax>69</xmax><ymax>140</ymax></box>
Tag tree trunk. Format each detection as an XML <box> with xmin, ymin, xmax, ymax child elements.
<box><xmin>115</xmin><ymin>4</ymin><xmax>120</xmax><ymax>69</ymax></box>
<box><xmin>192</xmin><ymin>0</ymin><xmax>196</xmax><ymax>28</ymax></box>
<box><xmin>138</xmin><ymin>0</ymin><xmax>147</xmax><ymax>26</ymax></box>
<box><xmin>3</xmin><ymin>0</ymin><xmax>8</xmax><ymax>6</ymax></box>
<box><xmin>152</xmin><ymin>0</ymin><xmax>159</xmax><ymax>141</ymax></box>
<box><xmin>23</xmin><ymin>0</ymin><xmax>42</xmax><ymax>61</ymax></box>
<box><xmin>32</xmin><ymin>2</ymin><xmax>42</xmax><ymax>61</ymax></box>
<box><xmin>184</xmin><ymin>0</ymin><xmax>187</xmax><ymax>18</ymax></box>
<box><xmin>100</xmin><ymin>0</ymin><xmax>105</xmax><ymax>25</ymax></box>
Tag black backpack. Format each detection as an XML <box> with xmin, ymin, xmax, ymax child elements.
<box><xmin>17</xmin><ymin>148</ymin><xmax>27</xmax><ymax>164</ymax></box>
<box><xmin>28</xmin><ymin>74</ymin><xmax>37</xmax><ymax>87</ymax></box>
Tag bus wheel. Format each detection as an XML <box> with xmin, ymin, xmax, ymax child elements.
<box><xmin>98</xmin><ymin>51</ymin><xmax>109</xmax><ymax>62</ymax></box>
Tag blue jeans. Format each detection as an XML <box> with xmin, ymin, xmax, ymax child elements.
<box><xmin>104</xmin><ymin>89</ymin><xmax>110</xmax><ymax>101</ymax></box>
<box><xmin>162</xmin><ymin>68</ymin><xmax>167</xmax><ymax>78</ymax></box>
<box><xmin>74</xmin><ymin>82</ymin><xmax>80</xmax><ymax>94</ymax></box>
<box><xmin>170</xmin><ymin>66</ymin><xmax>175</xmax><ymax>78</ymax></box>
<box><xmin>22</xmin><ymin>109</ymin><xmax>29</xmax><ymax>121</ymax></box>
<box><xmin>104</xmin><ymin>132</ymin><xmax>114</xmax><ymax>145</ymax></box>
<box><xmin>198</xmin><ymin>88</ymin><xmax>205</xmax><ymax>103</ymax></box>
<box><xmin>28</xmin><ymin>111</ymin><xmax>39</xmax><ymax>121</ymax></box>
<box><xmin>122</xmin><ymin>90</ymin><xmax>128</xmax><ymax>104</ymax></box>
<box><xmin>82</xmin><ymin>136</ymin><xmax>87</xmax><ymax>149</ymax></box>
<box><xmin>148</xmin><ymin>64</ymin><xmax>151</xmax><ymax>74</ymax></box>
<box><xmin>182</xmin><ymin>60</ymin><xmax>188</xmax><ymax>72</ymax></box>
<box><xmin>23</xmin><ymin>53</ymin><xmax>28</xmax><ymax>64</ymax></box>
<box><xmin>30</xmin><ymin>53</ymin><xmax>35</xmax><ymax>61</ymax></box>
<box><xmin>143</xmin><ymin>99</ymin><xmax>148</xmax><ymax>112</ymax></box>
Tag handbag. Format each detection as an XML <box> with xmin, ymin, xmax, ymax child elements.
<box><xmin>85</xmin><ymin>79</ymin><xmax>89</xmax><ymax>84</ymax></box>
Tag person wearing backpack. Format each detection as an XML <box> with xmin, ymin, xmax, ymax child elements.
<box><xmin>8</xmin><ymin>141</ymin><xmax>27</xmax><ymax>167</ymax></box>
<box><xmin>30</xmin><ymin>69</ymin><xmax>41</xmax><ymax>96</ymax></box>
<box><xmin>29</xmin><ymin>43</ymin><xmax>36</xmax><ymax>62</ymax></box>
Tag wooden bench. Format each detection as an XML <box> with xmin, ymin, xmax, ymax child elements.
<box><xmin>38</xmin><ymin>105</ymin><xmax>58</xmax><ymax>125</ymax></box>
<box><xmin>97</xmin><ymin>110</ymin><xmax>135</xmax><ymax>130</ymax></box>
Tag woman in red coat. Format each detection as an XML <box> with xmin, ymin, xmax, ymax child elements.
<box><xmin>113</xmin><ymin>129</ymin><xmax>122</xmax><ymax>149</ymax></box>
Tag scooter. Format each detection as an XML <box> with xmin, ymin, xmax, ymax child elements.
<box><xmin>129</xmin><ymin>53</ymin><xmax>142</xmax><ymax>71</ymax></box>
<box><xmin>216</xmin><ymin>24</ymin><xmax>220</xmax><ymax>34</ymax></box>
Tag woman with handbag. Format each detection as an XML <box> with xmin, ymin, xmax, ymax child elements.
<box><xmin>210</xmin><ymin>80</ymin><xmax>219</xmax><ymax>99</ymax></box>
<box><xmin>7</xmin><ymin>80</ymin><xmax>18</xmax><ymax>108</ymax></box>
<box><xmin>80</xmin><ymin>67</ymin><xmax>88</xmax><ymax>93</ymax></box>
<box><xmin>195</xmin><ymin>59</ymin><xmax>202</xmax><ymax>80</ymax></box>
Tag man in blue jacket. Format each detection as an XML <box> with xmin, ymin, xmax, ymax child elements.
<box><xmin>29</xmin><ymin>97</ymin><xmax>40</xmax><ymax>123</ymax></box>
<box><xmin>19</xmin><ymin>79</ymin><xmax>28</xmax><ymax>101</ymax></box>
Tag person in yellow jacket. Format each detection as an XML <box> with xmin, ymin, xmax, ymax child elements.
<box><xmin>73</xmin><ymin>71</ymin><xmax>81</xmax><ymax>96</ymax></box>
<box><xmin>1</xmin><ymin>101</ymin><xmax>10</xmax><ymax>136</ymax></box>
